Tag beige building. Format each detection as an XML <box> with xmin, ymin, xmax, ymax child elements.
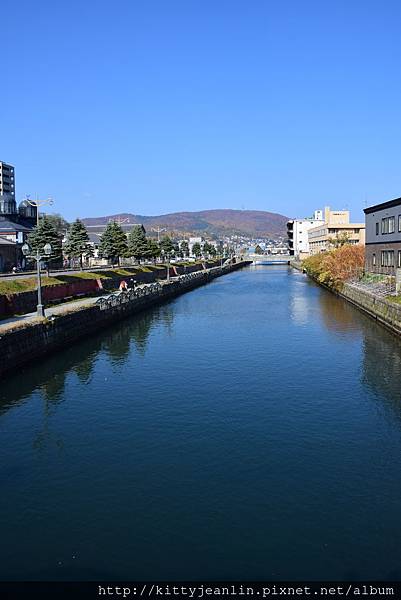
<box><xmin>308</xmin><ymin>207</ymin><xmax>365</xmax><ymax>255</ymax></box>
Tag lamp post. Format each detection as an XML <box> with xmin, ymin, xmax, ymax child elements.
<box><xmin>163</xmin><ymin>252</ymin><xmax>170</xmax><ymax>283</ymax></box>
<box><xmin>151</xmin><ymin>226</ymin><xmax>166</xmax><ymax>243</ymax></box>
<box><xmin>23</xmin><ymin>195</ymin><xmax>54</xmax><ymax>226</ymax></box>
<box><xmin>22</xmin><ymin>242</ymin><xmax>52</xmax><ymax>317</ymax></box>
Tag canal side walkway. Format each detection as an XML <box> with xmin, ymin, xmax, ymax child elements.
<box><xmin>0</xmin><ymin>275</ymin><xmax>194</xmax><ymax>332</ymax></box>
<box><xmin>0</xmin><ymin>261</ymin><xmax>251</xmax><ymax>377</ymax></box>
<box><xmin>0</xmin><ymin>282</ymin><xmax>152</xmax><ymax>331</ymax></box>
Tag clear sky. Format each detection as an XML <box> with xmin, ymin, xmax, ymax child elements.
<box><xmin>2</xmin><ymin>0</ymin><xmax>400</xmax><ymax>221</ymax></box>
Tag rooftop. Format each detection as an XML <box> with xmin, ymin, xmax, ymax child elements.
<box><xmin>364</xmin><ymin>197</ymin><xmax>401</xmax><ymax>215</ymax></box>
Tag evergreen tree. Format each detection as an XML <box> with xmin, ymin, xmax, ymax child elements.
<box><xmin>254</xmin><ymin>244</ymin><xmax>264</xmax><ymax>255</ymax></box>
<box><xmin>209</xmin><ymin>244</ymin><xmax>217</xmax><ymax>258</ymax></box>
<box><xmin>27</xmin><ymin>216</ymin><xmax>63</xmax><ymax>271</ymax></box>
<box><xmin>180</xmin><ymin>240</ymin><xmax>189</xmax><ymax>257</ymax></box>
<box><xmin>203</xmin><ymin>241</ymin><xmax>215</xmax><ymax>257</ymax></box>
<box><xmin>127</xmin><ymin>225</ymin><xmax>148</xmax><ymax>262</ymax></box>
<box><xmin>98</xmin><ymin>221</ymin><xmax>128</xmax><ymax>265</ymax></box>
<box><xmin>64</xmin><ymin>219</ymin><xmax>92</xmax><ymax>269</ymax></box>
<box><xmin>145</xmin><ymin>239</ymin><xmax>161</xmax><ymax>263</ymax></box>
<box><xmin>192</xmin><ymin>242</ymin><xmax>202</xmax><ymax>258</ymax></box>
<box><xmin>45</xmin><ymin>213</ymin><xmax>70</xmax><ymax>236</ymax></box>
<box><xmin>159</xmin><ymin>235</ymin><xmax>174</xmax><ymax>258</ymax></box>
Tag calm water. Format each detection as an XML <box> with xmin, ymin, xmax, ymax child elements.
<box><xmin>1</xmin><ymin>265</ymin><xmax>401</xmax><ymax>581</ymax></box>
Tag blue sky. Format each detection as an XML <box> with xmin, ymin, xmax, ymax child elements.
<box><xmin>2</xmin><ymin>0</ymin><xmax>400</xmax><ymax>221</ymax></box>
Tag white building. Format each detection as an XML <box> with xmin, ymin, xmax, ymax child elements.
<box><xmin>188</xmin><ymin>236</ymin><xmax>204</xmax><ymax>255</ymax></box>
<box><xmin>287</xmin><ymin>210</ymin><xmax>324</xmax><ymax>258</ymax></box>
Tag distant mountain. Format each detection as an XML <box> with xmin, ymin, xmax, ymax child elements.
<box><xmin>82</xmin><ymin>209</ymin><xmax>288</xmax><ymax>239</ymax></box>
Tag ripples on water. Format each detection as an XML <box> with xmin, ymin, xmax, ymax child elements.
<box><xmin>1</xmin><ymin>266</ymin><xmax>401</xmax><ymax>580</ymax></box>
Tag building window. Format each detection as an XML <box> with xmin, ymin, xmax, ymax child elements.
<box><xmin>372</xmin><ymin>253</ymin><xmax>376</xmax><ymax>266</ymax></box>
<box><xmin>398</xmin><ymin>251</ymin><xmax>401</xmax><ymax>268</ymax></box>
<box><xmin>381</xmin><ymin>250</ymin><xmax>395</xmax><ymax>267</ymax></box>
<box><xmin>398</xmin><ymin>215</ymin><xmax>401</xmax><ymax>232</ymax></box>
<box><xmin>381</xmin><ymin>216</ymin><xmax>395</xmax><ymax>234</ymax></box>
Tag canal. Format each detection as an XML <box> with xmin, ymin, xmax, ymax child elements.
<box><xmin>1</xmin><ymin>265</ymin><xmax>401</xmax><ymax>581</ymax></box>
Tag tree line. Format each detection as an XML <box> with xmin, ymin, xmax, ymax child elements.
<box><xmin>25</xmin><ymin>214</ymin><xmax>226</xmax><ymax>269</ymax></box>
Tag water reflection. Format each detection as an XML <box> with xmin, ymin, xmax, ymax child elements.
<box><xmin>0</xmin><ymin>303</ymin><xmax>175</xmax><ymax>416</ymax></box>
<box><xmin>317</xmin><ymin>282</ymin><xmax>401</xmax><ymax>419</ymax></box>
<box><xmin>361</xmin><ymin>321</ymin><xmax>401</xmax><ymax>420</ymax></box>
<box><xmin>316</xmin><ymin>283</ymin><xmax>364</xmax><ymax>334</ymax></box>
<box><xmin>290</xmin><ymin>286</ymin><xmax>310</xmax><ymax>326</ymax></box>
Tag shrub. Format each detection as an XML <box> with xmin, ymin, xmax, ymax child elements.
<box><xmin>302</xmin><ymin>245</ymin><xmax>364</xmax><ymax>289</ymax></box>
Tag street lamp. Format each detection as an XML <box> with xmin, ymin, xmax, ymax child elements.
<box><xmin>22</xmin><ymin>242</ymin><xmax>52</xmax><ymax>317</ymax></box>
<box><xmin>23</xmin><ymin>195</ymin><xmax>54</xmax><ymax>226</ymax></box>
<box><xmin>163</xmin><ymin>251</ymin><xmax>171</xmax><ymax>283</ymax></box>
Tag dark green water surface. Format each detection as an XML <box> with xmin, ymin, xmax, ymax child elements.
<box><xmin>1</xmin><ymin>266</ymin><xmax>401</xmax><ymax>580</ymax></box>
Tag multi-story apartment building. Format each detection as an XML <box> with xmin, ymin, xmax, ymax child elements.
<box><xmin>287</xmin><ymin>210</ymin><xmax>323</xmax><ymax>258</ymax></box>
<box><xmin>308</xmin><ymin>207</ymin><xmax>365</xmax><ymax>255</ymax></box>
<box><xmin>364</xmin><ymin>197</ymin><xmax>401</xmax><ymax>273</ymax></box>
<box><xmin>0</xmin><ymin>161</ymin><xmax>15</xmax><ymax>199</ymax></box>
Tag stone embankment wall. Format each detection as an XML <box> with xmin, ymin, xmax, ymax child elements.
<box><xmin>0</xmin><ymin>261</ymin><xmax>220</xmax><ymax>317</ymax></box>
<box><xmin>339</xmin><ymin>283</ymin><xmax>401</xmax><ymax>336</ymax></box>
<box><xmin>0</xmin><ymin>262</ymin><xmax>249</xmax><ymax>378</ymax></box>
<box><xmin>293</xmin><ymin>263</ymin><xmax>401</xmax><ymax>337</ymax></box>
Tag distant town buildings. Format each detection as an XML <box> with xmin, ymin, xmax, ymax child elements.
<box><xmin>364</xmin><ymin>197</ymin><xmax>401</xmax><ymax>273</ymax></box>
<box><xmin>188</xmin><ymin>236</ymin><xmax>204</xmax><ymax>254</ymax></box>
<box><xmin>84</xmin><ymin>221</ymin><xmax>146</xmax><ymax>259</ymax></box>
<box><xmin>308</xmin><ymin>207</ymin><xmax>365</xmax><ymax>255</ymax></box>
<box><xmin>287</xmin><ymin>210</ymin><xmax>324</xmax><ymax>259</ymax></box>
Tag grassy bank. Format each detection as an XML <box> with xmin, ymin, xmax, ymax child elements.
<box><xmin>0</xmin><ymin>266</ymin><xmax>162</xmax><ymax>295</ymax></box>
<box><xmin>0</xmin><ymin>262</ymin><xmax>209</xmax><ymax>296</ymax></box>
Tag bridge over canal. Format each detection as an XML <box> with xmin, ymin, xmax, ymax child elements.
<box><xmin>244</xmin><ymin>253</ymin><xmax>294</xmax><ymax>265</ymax></box>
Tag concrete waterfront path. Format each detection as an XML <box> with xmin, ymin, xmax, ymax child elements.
<box><xmin>0</xmin><ymin>296</ymin><xmax>98</xmax><ymax>329</ymax></box>
<box><xmin>0</xmin><ymin>284</ymin><xmax>153</xmax><ymax>331</ymax></box>
<box><xmin>0</xmin><ymin>277</ymin><xmax>185</xmax><ymax>331</ymax></box>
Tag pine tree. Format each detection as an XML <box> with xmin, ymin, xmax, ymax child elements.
<box><xmin>209</xmin><ymin>244</ymin><xmax>217</xmax><ymax>257</ymax></box>
<box><xmin>127</xmin><ymin>225</ymin><xmax>149</xmax><ymax>263</ymax></box>
<box><xmin>159</xmin><ymin>235</ymin><xmax>174</xmax><ymax>258</ymax></box>
<box><xmin>64</xmin><ymin>219</ymin><xmax>92</xmax><ymax>269</ymax></box>
<box><xmin>145</xmin><ymin>239</ymin><xmax>161</xmax><ymax>263</ymax></box>
<box><xmin>203</xmin><ymin>241</ymin><xmax>213</xmax><ymax>257</ymax></box>
<box><xmin>27</xmin><ymin>216</ymin><xmax>63</xmax><ymax>271</ymax></box>
<box><xmin>180</xmin><ymin>241</ymin><xmax>189</xmax><ymax>257</ymax></box>
<box><xmin>98</xmin><ymin>222</ymin><xmax>128</xmax><ymax>265</ymax></box>
<box><xmin>192</xmin><ymin>242</ymin><xmax>202</xmax><ymax>258</ymax></box>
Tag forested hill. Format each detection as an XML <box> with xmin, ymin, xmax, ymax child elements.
<box><xmin>82</xmin><ymin>209</ymin><xmax>289</xmax><ymax>238</ymax></box>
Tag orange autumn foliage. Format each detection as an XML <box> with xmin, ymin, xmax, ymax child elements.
<box><xmin>302</xmin><ymin>244</ymin><xmax>365</xmax><ymax>289</ymax></box>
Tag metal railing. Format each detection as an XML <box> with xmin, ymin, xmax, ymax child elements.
<box><xmin>348</xmin><ymin>265</ymin><xmax>396</xmax><ymax>297</ymax></box>
<box><xmin>94</xmin><ymin>268</ymin><xmax>220</xmax><ymax>311</ymax></box>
